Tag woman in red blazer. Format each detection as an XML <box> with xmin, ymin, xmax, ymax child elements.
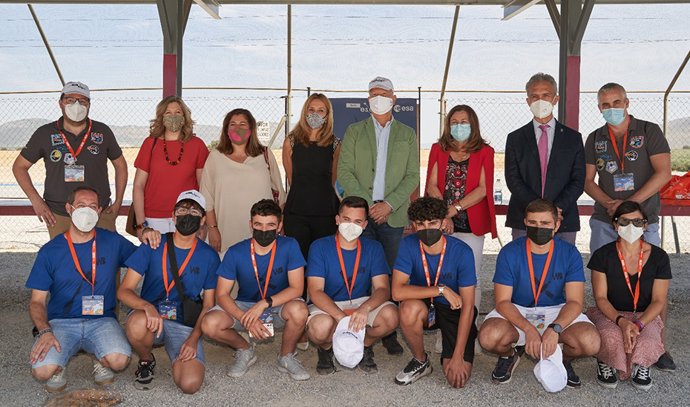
<box><xmin>425</xmin><ymin>104</ymin><xmax>497</xmax><ymax>311</ymax></box>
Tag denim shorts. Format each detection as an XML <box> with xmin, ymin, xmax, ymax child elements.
<box><xmin>31</xmin><ymin>317</ymin><xmax>131</xmax><ymax>369</ymax></box>
<box><xmin>208</xmin><ymin>301</ymin><xmax>289</xmax><ymax>331</ymax></box>
<box><xmin>152</xmin><ymin>319</ymin><xmax>205</xmax><ymax>365</ymax></box>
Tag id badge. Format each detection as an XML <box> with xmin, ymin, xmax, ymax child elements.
<box><xmin>81</xmin><ymin>295</ymin><xmax>104</xmax><ymax>315</ymax></box>
<box><xmin>427</xmin><ymin>305</ymin><xmax>436</xmax><ymax>327</ymax></box>
<box><xmin>260</xmin><ymin>311</ymin><xmax>274</xmax><ymax>337</ymax></box>
<box><xmin>65</xmin><ymin>165</ymin><xmax>85</xmax><ymax>183</ymax></box>
<box><xmin>613</xmin><ymin>173</ymin><xmax>635</xmax><ymax>192</ymax></box>
<box><xmin>158</xmin><ymin>300</ymin><xmax>178</xmax><ymax>321</ymax></box>
<box><xmin>526</xmin><ymin>312</ymin><xmax>546</xmax><ymax>331</ymax></box>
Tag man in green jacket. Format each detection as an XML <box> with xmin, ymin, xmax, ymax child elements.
<box><xmin>337</xmin><ymin>76</ymin><xmax>420</xmax><ymax>355</ymax></box>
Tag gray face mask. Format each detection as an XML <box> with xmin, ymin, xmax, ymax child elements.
<box><xmin>306</xmin><ymin>112</ymin><xmax>326</xmax><ymax>129</ymax></box>
<box><xmin>163</xmin><ymin>115</ymin><xmax>185</xmax><ymax>132</ymax></box>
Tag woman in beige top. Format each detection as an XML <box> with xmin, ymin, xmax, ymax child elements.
<box><xmin>201</xmin><ymin>108</ymin><xmax>285</xmax><ymax>253</ymax></box>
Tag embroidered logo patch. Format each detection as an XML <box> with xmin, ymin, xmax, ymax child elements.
<box><xmin>625</xmin><ymin>150</ymin><xmax>639</xmax><ymax>161</ymax></box>
<box><xmin>595</xmin><ymin>141</ymin><xmax>607</xmax><ymax>153</ymax></box>
<box><xmin>51</xmin><ymin>134</ymin><xmax>64</xmax><ymax>146</ymax></box>
<box><xmin>629</xmin><ymin>135</ymin><xmax>644</xmax><ymax>149</ymax></box>
<box><xmin>606</xmin><ymin>161</ymin><xmax>618</xmax><ymax>174</ymax></box>
<box><xmin>88</xmin><ymin>145</ymin><xmax>99</xmax><ymax>155</ymax></box>
<box><xmin>596</xmin><ymin>158</ymin><xmax>605</xmax><ymax>171</ymax></box>
<box><xmin>91</xmin><ymin>133</ymin><xmax>103</xmax><ymax>144</ymax></box>
<box><xmin>50</xmin><ymin>149</ymin><xmax>62</xmax><ymax>162</ymax></box>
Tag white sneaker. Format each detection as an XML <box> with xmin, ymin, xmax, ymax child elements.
<box><xmin>227</xmin><ymin>346</ymin><xmax>257</xmax><ymax>378</ymax></box>
<box><xmin>45</xmin><ymin>369</ymin><xmax>67</xmax><ymax>393</ymax></box>
<box><xmin>93</xmin><ymin>360</ymin><xmax>115</xmax><ymax>385</ymax></box>
<box><xmin>277</xmin><ymin>353</ymin><xmax>310</xmax><ymax>381</ymax></box>
<box><xmin>434</xmin><ymin>330</ymin><xmax>442</xmax><ymax>354</ymax></box>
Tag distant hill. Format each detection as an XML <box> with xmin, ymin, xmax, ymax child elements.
<box><xmin>667</xmin><ymin>117</ymin><xmax>690</xmax><ymax>149</ymax></box>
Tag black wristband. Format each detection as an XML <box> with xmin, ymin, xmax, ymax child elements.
<box><xmin>265</xmin><ymin>296</ymin><xmax>273</xmax><ymax>308</ymax></box>
<box><xmin>615</xmin><ymin>315</ymin><xmax>624</xmax><ymax>326</ymax></box>
<box><xmin>37</xmin><ymin>327</ymin><xmax>53</xmax><ymax>338</ymax></box>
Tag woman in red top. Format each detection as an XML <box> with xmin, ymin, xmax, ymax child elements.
<box><xmin>425</xmin><ymin>104</ymin><xmax>497</xmax><ymax>310</ymax></box>
<box><xmin>132</xmin><ymin>96</ymin><xmax>209</xmax><ymax>239</ymax></box>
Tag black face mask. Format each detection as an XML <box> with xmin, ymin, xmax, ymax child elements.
<box><xmin>526</xmin><ymin>226</ymin><xmax>554</xmax><ymax>246</ymax></box>
<box><xmin>416</xmin><ymin>228</ymin><xmax>443</xmax><ymax>246</ymax></box>
<box><xmin>176</xmin><ymin>214</ymin><xmax>201</xmax><ymax>236</ymax></box>
<box><xmin>253</xmin><ymin>228</ymin><xmax>277</xmax><ymax>247</ymax></box>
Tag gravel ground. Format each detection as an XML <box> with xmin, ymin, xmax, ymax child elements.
<box><xmin>1</xmin><ymin>250</ymin><xmax>688</xmax><ymax>407</ymax></box>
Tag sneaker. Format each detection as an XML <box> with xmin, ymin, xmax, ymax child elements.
<box><xmin>491</xmin><ymin>350</ymin><xmax>520</xmax><ymax>384</ymax></box>
<box><xmin>227</xmin><ymin>346</ymin><xmax>257</xmax><ymax>378</ymax></box>
<box><xmin>395</xmin><ymin>354</ymin><xmax>433</xmax><ymax>385</ymax></box>
<box><xmin>564</xmin><ymin>359</ymin><xmax>581</xmax><ymax>388</ymax></box>
<box><xmin>45</xmin><ymin>369</ymin><xmax>67</xmax><ymax>393</ymax></box>
<box><xmin>382</xmin><ymin>331</ymin><xmax>404</xmax><ymax>356</ymax></box>
<box><xmin>134</xmin><ymin>356</ymin><xmax>156</xmax><ymax>391</ymax></box>
<box><xmin>434</xmin><ymin>330</ymin><xmax>442</xmax><ymax>354</ymax></box>
<box><xmin>92</xmin><ymin>360</ymin><xmax>115</xmax><ymax>385</ymax></box>
<box><xmin>316</xmin><ymin>347</ymin><xmax>336</xmax><ymax>375</ymax></box>
<box><xmin>358</xmin><ymin>346</ymin><xmax>378</xmax><ymax>374</ymax></box>
<box><xmin>297</xmin><ymin>341</ymin><xmax>310</xmax><ymax>351</ymax></box>
<box><xmin>277</xmin><ymin>352</ymin><xmax>310</xmax><ymax>381</ymax></box>
<box><xmin>596</xmin><ymin>360</ymin><xmax>618</xmax><ymax>389</ymax></box>
<box><xmin>654</xmin><ymin>352</ymin><xmax>676</xmax><ymax>372</ymax></box>
<box><xmin>631</xmin><ymin>364</ymin><xmax>652</xmax><ymax>391</ymax></box>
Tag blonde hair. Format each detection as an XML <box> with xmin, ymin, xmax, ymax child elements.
<box><xmin>149</xmin><ymin>96</ymin><xmax>194</xmax><ymax>141</ymax></box>
<box><xmin>289</xmin><ymin>93</ymin><xmax>335</xmax><ymax>147</ymax></box>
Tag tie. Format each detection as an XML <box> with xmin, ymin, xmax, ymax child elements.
<box><xmin>538</xmin><ymin>124</ymin><xmax>550</xmax><ymax>198</ymax></box>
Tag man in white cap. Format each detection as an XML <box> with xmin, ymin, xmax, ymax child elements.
<box><xmin>118</xmin><ymin>189</ymin><xmax>220</xmax><ymax>394</ymax></box>
<box><xmin>306</xmin><ymin>196</ymin><xmax>399</xmax><ymax>375</ymax></box>
<box><xmin>13</xmin><ymin>81</ymin><xmax>128</xmax><ymax>238</ymax></box>
<box><xmin>337</xmin><ymin>76</ymin><xmax>419</xmax><ymax>355</ymax></box>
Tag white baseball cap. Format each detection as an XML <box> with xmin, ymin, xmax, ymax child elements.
<box><xmin>175</xmin><ymin>189</ymin><xmax>206</xmax><ymax>212</ymax></box>
<box><xmin>332</xmin><ymin>316</ymin><xmax>365</xmax><ymax>368</ymax></box>
<box><xmin>368</xmin><ymin>76</ymin><xmax>394</xmax><ymax>92</ymax></box>
<box><xmin>61</xmin><ymin>81</ymin><xmax>90</xmax><ymax>99</ymax></box>
<box><xmin>533</xmin><ymin>344</ymin><xmax>568</xmax><ymax>393</ymax></box>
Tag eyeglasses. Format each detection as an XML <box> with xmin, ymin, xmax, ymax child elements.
<box><xmin>63</xmin><ymin>96</ymin><xmax>90</xmax><ymax>106</ymax></box>
<box><xmin>175</xmin><ymin>207</ymin><xmax>203</xmax><ymax>217</ymax></box>
<box><xmin>616</xmin><ymin>217</ymin><xmax>647</xmax><ymax>227</ymax></box>
<box><xmin>71</xmin><ymin>203</ymin><xmax>98</xmax><ymax>211</ymax></box>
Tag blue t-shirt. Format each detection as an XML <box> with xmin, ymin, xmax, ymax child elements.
<box><xmin>26</xmin><ymin>228</ymin><xmax>136</xmax><ymax>320</ymax></box>
<box><xmin>307</xmin><ymin>235</ymin><xmax>389</xmax><ymax>301</ymax></box>
<box><xmin>125</xmin><ymin>234</ymin><xmax>220</xmax><ymax>321</ymax></box>
<box><xmin>493</xmin><ymin>237</ymin><xmax>585</xmax><ymax>307</ymax></box>
<box><xmin>217</xmin><ymin>236</ymin><xmax>306</xmax><ymax>303</ymax></box>
<box><xmin>394</xmin><ymin>234</ymin><xmax>476</xmax><ymax>307</ymax></box>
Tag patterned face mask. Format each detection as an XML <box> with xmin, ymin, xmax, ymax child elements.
<box><xmin>306</xmin><ymin>112</ymin><xmax>326</xmax><ymax>129</ymax></box>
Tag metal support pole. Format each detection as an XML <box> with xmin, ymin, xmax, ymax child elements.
<box><xmin>307</xmin><ymin>86</ymin><xmax>311</xmax><ymax>97</ymax></box>
<box><xmin>285</xmin><ymin>4</ymin><xmax>292</xmax><ymax>138</ymax></box>
<box><xmin>439</xmin><ymin>5</ymin><xmax>460</xmax><ymax>137</ymax></box>
<box><xmin>158</xmin><ymin>0</ymin><xmax>191</xmax><ymax>97</ymax></box>
<box><xmin>28</xmin><ymin>4</ymin><xmax>64</xmax><ymax>86</ymax></box>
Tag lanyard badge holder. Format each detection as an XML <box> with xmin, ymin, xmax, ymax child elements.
<box><xmin>420</xmin><ymin>238</ymin><xmax>446</xmax><ymax>327</ymax></box>
<box><xmin>525</xmin><ymin>240</ymin><xmax>554</xmax><ymax>332</ymax></box>
<box><xmin>66</xmin><ymin>231</ymin><xmax>104</xmax><ymax>316</ymax></box>
<box><xmin>616</xmin><ymin>239</ymin><xmax>645</xmax><ymax>319</ymax></box>
<box><xmin>250</xmin><ymin>240</ymin><xmax>277</xmax><ymax>338</ymax></box>
<box><xmin>59</xmin><ymin>119</ymin><xmax>92</xmax><ymax>183</ymax></box>
<box><xmin>608</xmin><ymin>127</ymin><xmax>635</xmax><ymax>192</ymax></box>
<box><xmin>161</xmin><ymin>233</ymin><xmax>201</xmax><ymax>326</ymax></box>
<box><xmin>336</xmin><ymin>235</ymin><xmax>362</xmax><ymax>316</ymax></box>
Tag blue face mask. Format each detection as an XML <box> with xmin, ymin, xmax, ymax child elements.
<box><xmin>602</xmin><ymin>108</ymin><xmax>625</xmax><ymax>126</ymax></box>
<box><xmin>450</xmin><ymin>123</ymin><xmax>472</xmax><ymax>142</ymax></box>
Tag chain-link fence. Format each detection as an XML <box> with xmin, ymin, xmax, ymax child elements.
<box><xmin>1</xmin><ymin>88</ymin><xmax>689</xmax><ymax>252</ymax></box>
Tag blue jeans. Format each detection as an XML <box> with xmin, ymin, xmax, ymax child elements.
<box><xmin>361</xmin><ymin>218</ymin><xmax>404</xmax><ymax>270</ymax></box>
<box><xmin>589</xmin><ymin>218</ymin><xmax>660</xmax><ymax>253</ymax></box>
<box><xmin>152</xmin><ymin>319</ymin><xmax>206</xmax><ymax>364</ymax></box>
<box><xmin>31</xmin><ymin>317</ymin><xmax>131</xmax><ymax>369</ymax></box>
<box><xmin>209</xmin><ymin>302</ymin><xmax>289</xmax><ymax>331</ymax></box>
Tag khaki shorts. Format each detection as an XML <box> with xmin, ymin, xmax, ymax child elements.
<box><xmin>307</xmin><ymin>296</ymin><xmax>396</xmax><ymax>327</ymax></box>
<box><xmin>48</xmin><ymin>210</ymin><xmax>117</xmax><ymax>239</ymax></box>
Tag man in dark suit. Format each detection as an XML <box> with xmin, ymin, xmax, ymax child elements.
<box><xmin>504</xmin><ymin>73</ymin><xmax>585</xmax><ymax>244</ymax></box>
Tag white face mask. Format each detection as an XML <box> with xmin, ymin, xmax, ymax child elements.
<box><xmin>338</xmin><ymin>222</ymin><xmax>363</xmax><ymax>242</ymax></box>
<box><xmin>65</xmin><ymin>101</ymin><xmax>88</xmax><ymax>122</ymax></box>
<box><xmin>617</xmin><ymin>224</ymin><xmax>644</xmax><ymax>244</ymax></box>
<box><xmin>71</xmin><ymin>206</ymin><xmax>99</xmax><ymax>232</ymax></box>
<box><xmin>530</xmin><ymin>99</ymin><xmax>554</xmax><ymax>119</ymax></box>
<box><xmin>369</xmin><ymin>96</ymin><xmax>394</xmax><ymax>115</ymax></box>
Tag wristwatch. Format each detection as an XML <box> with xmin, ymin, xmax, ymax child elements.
<box><xmin>547</xmin><ymin>323</ymin><xmax>562</xmax><ymax>334</ymax></box>
<box><xmin>437</xmin><ymin>284</ymin><xmax>446</xmax><ymax>296</ymax></box>
<box><xmin>135</xmin><ymin>221</ymin><xmax>149</xmax><ymax>230</ymax></box>
<box><xmin>265</xmin><ymin>296</ymin><xmax>273</xmax><ymax>308</ymax></box>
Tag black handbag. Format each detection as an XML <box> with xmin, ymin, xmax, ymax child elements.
<box><xmin>166</xmin><ymin>233</ymin><xmax>203</xmax><ymax>328</ymax></box>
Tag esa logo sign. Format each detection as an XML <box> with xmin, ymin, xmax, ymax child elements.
<box><xmin>358</xmin><ymin>104</ymin><xmax>415</xmax><ymax>113</ymax></box>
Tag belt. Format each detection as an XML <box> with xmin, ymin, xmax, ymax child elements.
<box><xmin>373</xmin><ymin>200</ymin><xmax>384</xmax><ymax>204</ymax></box>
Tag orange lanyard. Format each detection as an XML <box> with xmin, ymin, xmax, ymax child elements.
<box><xmin>162</xmin><ymin>238</ymin><xmax>198</xmax><ymax>299</ymax></box>
<box><xmin>336</xmin><ymin>235</ymin><xmax>362</xmax><ymax>301</ymax></box>
<box><xmin>616</xmin><ymin>239</ymin><xmax>645</xmax><ymax>315</ymax></box>
<box><xmin>419</xmin><ymin>237</ymin><xmax>446</xmax><ymax>303</ymax></box>
<box><xmin>66</xmin><ymin>231</ymin><xmax>97</xmax><ymax>295</ymax></box>
<box><xmin>526</xmin><ymin>239</ymin><xmax>554</xmax><ymax>307</ymax></box>
<box><xmin>250</xmin><ymin>240</ymin><xmax>277</xmax><ymax>300</ymax></box>
<box><xmin>607</xmin><ymin>125</ymin><xmax>629</xmax><ymax>173</ymax></box>
<box><xmin>58</xmin><ymin>119</ymin><xmax>93</xmax><ymax>162</ymax></box>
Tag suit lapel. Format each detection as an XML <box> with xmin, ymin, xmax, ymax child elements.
<box><xmin>524</xmin><ymin>121</ymin><xmax>539</xmax><ymax>161</ymax></box>
<box><xmin>546</xmin><ymin>121</ymin><xmax>565</xmax><ymax>170</ymax></box>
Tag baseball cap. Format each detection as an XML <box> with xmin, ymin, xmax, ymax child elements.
<box><xmin>368</xmin><ymin>76</ymin><xmax>394</xmax><ymax>92</ymax></box>
<box><xmin>175</xmin><ymin>189</ymin><xmax>206</xmax><ymax>212</ymax></box>
<box><xmin>533</xmin><ymin>344</ymin><xmax>568</xmax><ymax>393</ymax></box>
<box><xmin>332</xmin><ymin>316</ymin><xmax>365</xmax><ymax>368</ymax></box>
<box><xmin>61</xmin><ymin>81</ymin><xmax>90</xmax><ymax>99</ymax></box>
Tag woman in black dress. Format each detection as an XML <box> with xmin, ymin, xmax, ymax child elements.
<box><xmin>282</xmin><ymin>93</ymin><xmax>341</xmax><ymax>260</ymax></box>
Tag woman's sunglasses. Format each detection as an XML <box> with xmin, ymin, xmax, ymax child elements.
<box><xmin>616</xmin><ymin>217</ymin><xmax>647</xmax><ymax>227</ymax></box>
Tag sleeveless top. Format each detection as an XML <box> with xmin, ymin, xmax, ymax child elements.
<box><xmin>283</xmin><ymin>135</ymin><xmax>341</xmax><ymax>217</ymax></box>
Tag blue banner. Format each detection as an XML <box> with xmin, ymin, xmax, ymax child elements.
<box><xmin>330</xmin><ymin>98</ymin><xmax>418</xmax><ymax>140</ymax></box>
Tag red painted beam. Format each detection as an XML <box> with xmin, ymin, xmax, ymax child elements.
<box><xmin>565</xmin><ymin>55</ymin><xmax>581</xmax><ymax>131</ymax></box>
<box><xmin>163</xmin><ymin>53</ymin><xmax>177</xmax><ymax>97</ymax></box>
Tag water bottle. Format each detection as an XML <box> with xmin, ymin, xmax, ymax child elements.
<box><xmin>494</xmin><ymin>178</ymin><xmax>503</xmax><ymax>204</ymax></box>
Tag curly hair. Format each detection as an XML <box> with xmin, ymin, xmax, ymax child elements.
<box><xmin>408</xmin><ymin>197</ymin><xmax>447</xmax><ymax>222</ymax></box>
<box><xmin>149</xmin><ymin>96</ymin><xmax>194</xmax><ymax>141</ymax></box>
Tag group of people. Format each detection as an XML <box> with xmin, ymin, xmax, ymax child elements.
<box><xmin>14</xmin><ymin>73</ymin><xmax>674</xmax><ymax>395</ymax></box>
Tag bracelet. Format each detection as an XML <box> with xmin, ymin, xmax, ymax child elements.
<box><xmin>207</xmin><ymin>225</ymin><xmax>218</xmax><ymax>229</ymax></box>
<box><xmin>615</xmin><ymin>315</ymin><xmax>624</xmax><ymax>326</ymax></box>
<box><xmin>634</xmin><ymin>320</ymin><xmax>645</xmax><ymax>331</ymax></box>
<box><xmin>37</xmin><ymin>327</ymin><xmax>53</xmax><ymax>338</ymax></box>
